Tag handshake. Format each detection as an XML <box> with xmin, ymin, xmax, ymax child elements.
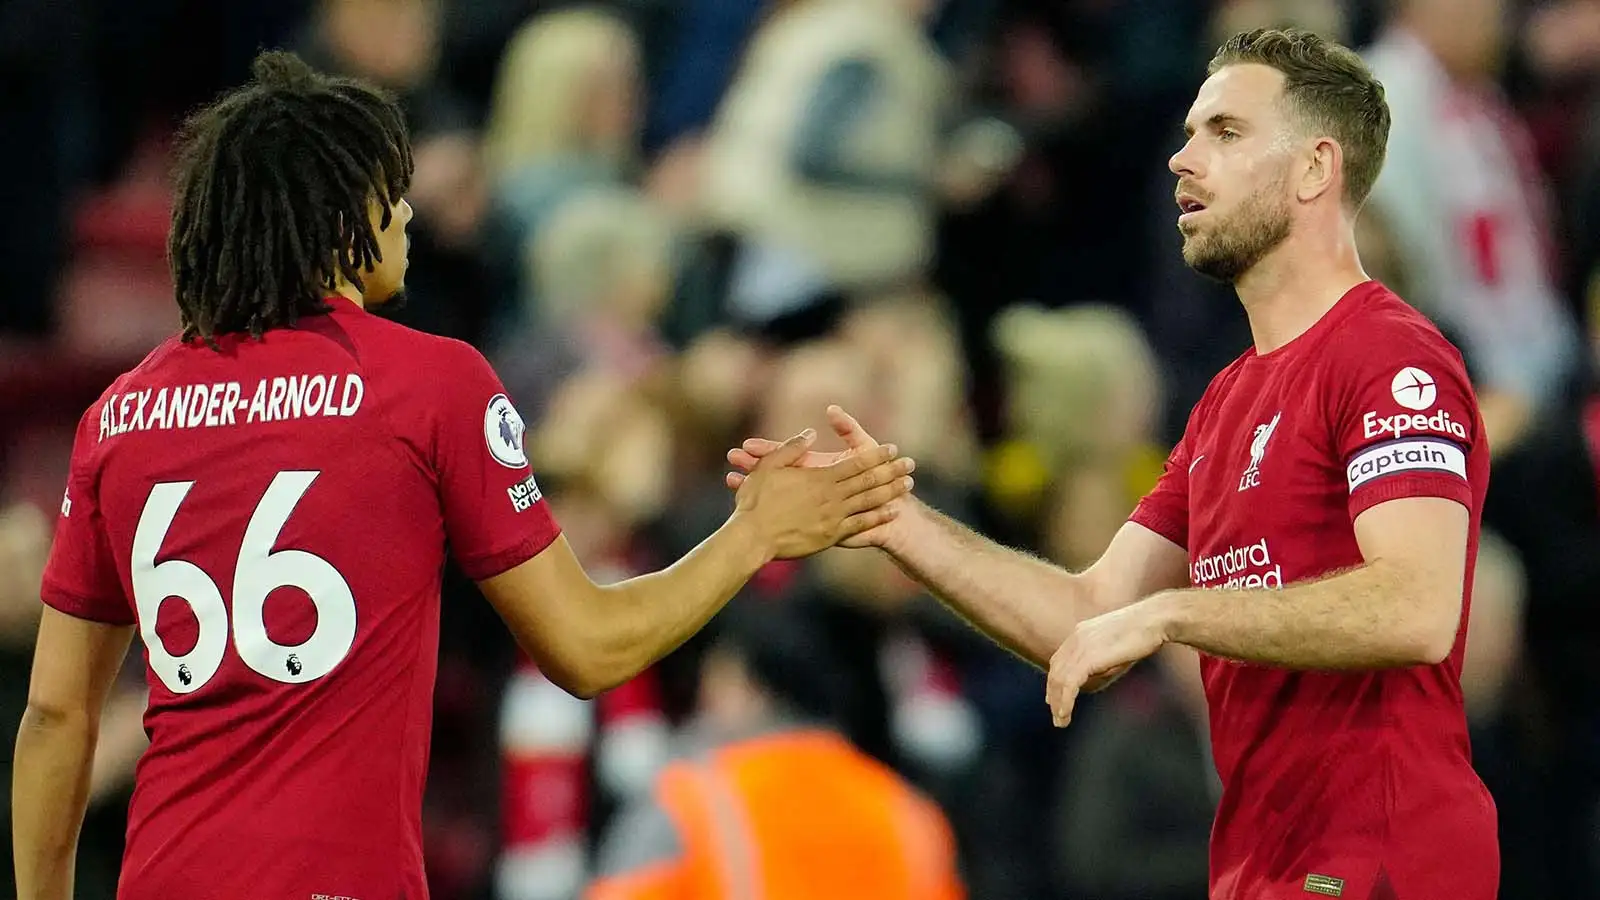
<box><xmin>722</xmin><ymin>404</ymin><xmax>917</xmax><ymax>561</ymax></box>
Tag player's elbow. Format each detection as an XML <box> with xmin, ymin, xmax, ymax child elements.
<box><xmin>535</xmin><ymin>629</ymin><xmax>640</xmax><ymax>700</ymax></box>
<box><xmin>1373</xmin><ymin>558</ymin><xmax>1461</xmax><ymax>666</ymax></box>
<box><xmin>520</xmin><ymin>643</ymin><xmax>627</xmax><ymax>700</ymax></box>
<box><xmin>542</xmin><ymin>671</ymin><xmax>603</xmax><ymax>700</ymax></box>
<box><xmin>1404</xmin><ymin>591</ymin><xmax>1462</xmax><ymax>666</ymax></box>
<box><xmin>485</xmin><ymin>563</ymin><xmax>637</xmax><ymax>699</ymax></box>
<box><xmin>545</xmin><ymin>661</ymin><xmax>622</xmax><ymax>701</ymax></box>
<box><xmin>18</xmin><ymin>699</ymin><xmax>95</xmax><ymax>741</ymax></box>
<box><xmin>1412</xmin><ymin>617</ymin><xmax>1458</xmax><ymax>666</ymax></box>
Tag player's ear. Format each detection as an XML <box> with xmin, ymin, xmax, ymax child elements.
<box><xmin>1296</xmin><ymin>136</ymin><xmax>1341</xmax><ymax>204</ymax></box>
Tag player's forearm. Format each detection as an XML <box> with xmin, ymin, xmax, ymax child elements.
<box><xmin>1152</xmin><ymin>561</ymin><xmax>1456</xmax><ymax>668</ymax></box>
<box><xmin>583</xmin><ymin>515</ymin><xmax>771</xmax><ymax>695</ymax></box>
<box><xmin>882</xmin><ymin>498</ymin><xmax>1090</xmax><ymax>668</ymax></box>
<box><xmin>13</xmin><ymin>705</ymin><xmax>96</xmax><ymax>900</ymax></box>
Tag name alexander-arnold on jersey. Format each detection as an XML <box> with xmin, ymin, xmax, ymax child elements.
<box><xmin>98</xmin><ymin>373</ymin><xmax>366</xmax><ymax>442</ymax></box>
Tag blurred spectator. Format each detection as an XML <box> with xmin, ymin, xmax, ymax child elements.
<box><xmin>1520</xmin><ymin>0</ymin><xmax>1600</xmax><ymax>86</ymax></box>
<box><xmin>1050</xmin><ymin>645</ymin><xmax>1215</xmax><ymax>900</ymax></box>
<box><xmin>0</xmin><ymin>501</ymin><xmax>145</xmax><ymax>899</ymax></box>
<box><xmin>720</xmin><ymin>339</ymin><xmax>905</xmax><ymax>763</ymax></box>
<box><xmin>302</xmin><ymin>0</ymin><xmax>464</xmax><ymax>133</ymax></box>
<box><xmin>639</xmin><ymin>0</ymin><xmax>769</xmax><ymax>157</ymax></box>
<box><xmin>493</xmin><ymin>186</ymin><xmax>686</xmax><ymax>533</ymax></box>
<box><xmin>483</xmin><ymin>7</ymin><xmax>643</xmax><ymax>326</ymax></box>
<box><xmin>1483</xmin><ymin>301</ymin><xmax>1600</xmax><ymax>898</ymax></box>
<box><xmin>496</xmin><ymin>476</ymin><xmax>672</xmax><ymax>900</ymax></box>
<box><xmin>297</xmin><ymin>0</ymin><xmax>493</xmax><ymax>340</ymax></box>
<box><xmin>1364</xmin><ymin>0</ymin><xmax>1583</xmax><ymax>455</ymax></box>
<box><xmin>1566</xmin><ymin>89</ymin><xmax>1600</xmax><ymax>323</ymax></box>
<box><xmin>1512</xmin><ymin>0</ymin><xmax>1600</xmax><ymax>185</ymax></box>
<box><xmin>757</xmin><ymin>307</ymin><xmax>989</xmax><ymax>775</ymax></box>
<box><xmin>531</xmin><ymin>371</ymin><xmax>677</xmax><ymax>532</ymax></box>
<box><xmin>492</xmin><ymin>188</ymin><xmax>678</xmax><ymax>423</ymax></box>
<box><xmin>0</xmin><ymin>0</ymin><xmax>85</xmax><ymax>337</ymax></box>
<box><xmin>988</xmin><ymin>302</ymin><xmax>1165</xmax><ymax>559</ymax></box>
<box><xmin>13</xmin><ymin>3</ymin><xmax>1600</xmax><ymax>895</ymax></box>
<box><xmin>837</xmin><ymin>291</ymin><xmax>982</xmax><ymax>485</ymax></box>
<box><xmin>1209</xmin><ymin>0</ymin><xmax>1351</xmax><ymax>46</ymax></box>
<box><xmin>697</xmin><ymin>0</ymin><xmax>959</xmax><ymax>331</ymax></box>
<box><xmin>585</xmin><ymin>600</ymin><xmax>965</xmax><ymax>900</ymax></box>
<box><xmin>976</xmin><ymin>301</ymin><xmax>1178</xmax><ymax>900</ymax></box>
<box><xmin>483</xmin><ymin>6</ymin><xmax>640</xmax><ymax>184</ymax></box>
<box><xmin>1461</xmin><ymin>530</ymin><xmax>1525</xmax><ymax>727</ymax></box>
<box><xmin>1455</xmin><ymin>527</ymin><xmax>1541</xmax><ymax>898</ymax></box>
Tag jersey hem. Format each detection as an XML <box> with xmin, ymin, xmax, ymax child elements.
<box><xmin>458</xmin><ymin>527</ymin><xmax>562</xmax><ymax>582</ymax></box>
<box><xmin>1128</xmin><ymin>506</ymin><xmax>1187</xmax><ymax>551</ymax></box>
<box><xmin>39</xmin><ymin>582</ymin><xmax>136</xmax><ymax>626</ymax></box>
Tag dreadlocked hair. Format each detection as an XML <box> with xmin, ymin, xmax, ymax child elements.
<box><xmin>168</xmin><ymin>50</ymin><xmax>414</xmax><ymax>344</ymax></box>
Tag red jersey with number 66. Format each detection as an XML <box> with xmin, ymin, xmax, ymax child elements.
<box><xmin>1130</xmin><ymin>281</ymin><xmax>1498</xmax><ymax>900</ymax></box>
<box><xmin>39</xmin><ymin>297</ymin><xmax>561</xmax><ymax>900</ymax></box>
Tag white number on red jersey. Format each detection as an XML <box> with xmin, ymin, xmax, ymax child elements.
<box><xmin>130</xmin><ymin>471</ymin><xmax>356</xmax><ymax>693</ymax></box>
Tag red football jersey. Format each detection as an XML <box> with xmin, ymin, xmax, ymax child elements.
<box><xmin>39</xmin><ymin>297</ymin><xmax>561</xmax><ymax>899</ymax></box>
<box><xmin>1130</xmin><ymin>281</ymin><xmax>1498</xmax><ymax>900</ymax></box>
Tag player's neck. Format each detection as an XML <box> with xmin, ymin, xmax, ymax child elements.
<box><xmin>329</xmin><ymin>282</ymin><xmax>368</xmax><ymax>310</ymax></box>
<box><xmin>1235</xmin><ymin>230</ymin><xmax>1368</xmax><ymax>356</ymax></box>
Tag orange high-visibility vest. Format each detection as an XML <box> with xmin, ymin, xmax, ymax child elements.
<box><xmin>587</xmin><ymin>728</ymin><xmax>964</xmax><ymax>900</ymax></box>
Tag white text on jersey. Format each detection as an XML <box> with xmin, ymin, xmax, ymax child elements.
<box><xmin>1361</xmin><ymin>408</ymin><xmax>1467</xmax><ymax>442</ymax></box>
<box><xmin>1191</xmin><ymin>537</ymin><xmax>1283</xmax><ymax>589</ymax></box>
<box><xmin>98</xmin><ymin>373</ymin><xmax>366</xmax><ymax>442</ymax></box>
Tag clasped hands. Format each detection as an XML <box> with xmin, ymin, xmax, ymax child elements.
<box><xmin>725</xmin><ymin>405</ymin><xmax>1177</xmax><ymax>729</ymax></box>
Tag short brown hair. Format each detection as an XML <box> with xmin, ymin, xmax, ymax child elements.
<box><xmin>1209</xmin><ymin>28</ymin><xmax>1391</xmax><ymax>208</ymax></box>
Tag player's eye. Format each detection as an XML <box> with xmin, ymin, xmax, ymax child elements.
<box><xmin>1219</xmin><ymin>129</ymin><xmax>1241</xmax><ymax>142</ymax></box>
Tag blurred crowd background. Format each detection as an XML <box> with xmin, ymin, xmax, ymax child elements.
<box><xmin>3</xmin><ymin>0</ymin><xmax>1600</xmax><ymax>897</ymax></box>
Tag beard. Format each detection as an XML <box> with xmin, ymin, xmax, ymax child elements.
<box><xmin>1180</xmin><ymin>182</ymin><xmax>1292</xmax><ymax>284</ymax></box>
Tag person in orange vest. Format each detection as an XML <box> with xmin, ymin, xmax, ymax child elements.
<box><xmin>585</xmin><ymin>599</ymin><xmax>965</xmax><ymax>900</ymax></box>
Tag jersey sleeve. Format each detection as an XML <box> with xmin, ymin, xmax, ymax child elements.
<box><xmin>1128</xmin><ymin>434</ymin><xmax>1191</xmax><ymax>551</ymax></box>
<box><xmin>1331</xmin><ymin>332</ymin><xmax>1478</xmax><ymax>520</ymax></box>
<box><xmin>39</xmin><ymin>404</ymin><xmax>135</xmax><ymax>625</ymax></box>
<box><xmin>430</xmin><ymin>342</ymin><xmax>561</xmax><ymax>581</ymax></box>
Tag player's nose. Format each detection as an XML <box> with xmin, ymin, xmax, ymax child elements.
<box><xmin>1169</xmin><ymin>140</ymin><xmax>1199</xmax><ymax>178</ymax></box>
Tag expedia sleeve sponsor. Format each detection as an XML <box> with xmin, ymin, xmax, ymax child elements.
<box><xmin>1345</xmin><ymin>438</ymin><xmax>1467</xmax><ymax>493</ymax></box>
<box><xmin>1361</xmin><ymin>408</ymin><xmax>1468</xmax><ymax>441</ymax></box>
<box><xmin>1338</xmin><ymin>360</ymin><xmax>1477</xmax><ymax>498</ymax></box>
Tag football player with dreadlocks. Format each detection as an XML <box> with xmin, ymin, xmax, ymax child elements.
<box><xmin>13</xmin><ymin>51</ymin><xmax>915</xmax><ymax>900</ymax></box>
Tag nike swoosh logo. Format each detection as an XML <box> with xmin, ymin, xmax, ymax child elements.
<box><xmin>1188</xmin><ymin>454</ymin><xmax>1206</xmax><ymax>475</ymax></box>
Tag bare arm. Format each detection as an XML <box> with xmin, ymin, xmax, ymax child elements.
<box><xmin>481</xmin><ymin>522</ymin><xmax>768</xmax><ymax>698</ymax></box>
<box><xmin>725</xmin><ymin>406</ymin><xmax>1190</xmax><ymax>670</ymax></box>
<box><xmin>1154</xmin><ymin>497</ymin><xmax>1467</xmax><ymax>667</ymax></box>
<box><xmin>882</xmin><ymin>501</ymin><xmax>1189</xmax><ymax>668</ymax></box>
<box><xmin>1044</xmin><ymin>497</ymin><xmax>1470</xmax><ymax>725</ymax></box>
<box><xmin>482</xmin><ymin>436</ymin><xmax>913</xmax><ymax>698</ymax></box>
<box><xmin>14</xmin><ymin>607</ymin><xmax>136</xmax><ymax>900</ymax></box>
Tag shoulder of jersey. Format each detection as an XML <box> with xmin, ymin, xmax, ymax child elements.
<box><xmin>1331</xmin><ymin>284</ymin><xmax>1461</xmax><ymax>364</ymax></box>
<box><xmin>95</xmin><ymin>336</ymin><xmax>186</xmax><ymax>412</ymax></box>
<box><xmin>127</xmin><ymin>334</ymin><xmax>187</xmax><ymax>378</ymax></box>
<box><xmin>338</xmin><ymin>312</ymin><xmax>484</xmax><ymax>375</ymax></box>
